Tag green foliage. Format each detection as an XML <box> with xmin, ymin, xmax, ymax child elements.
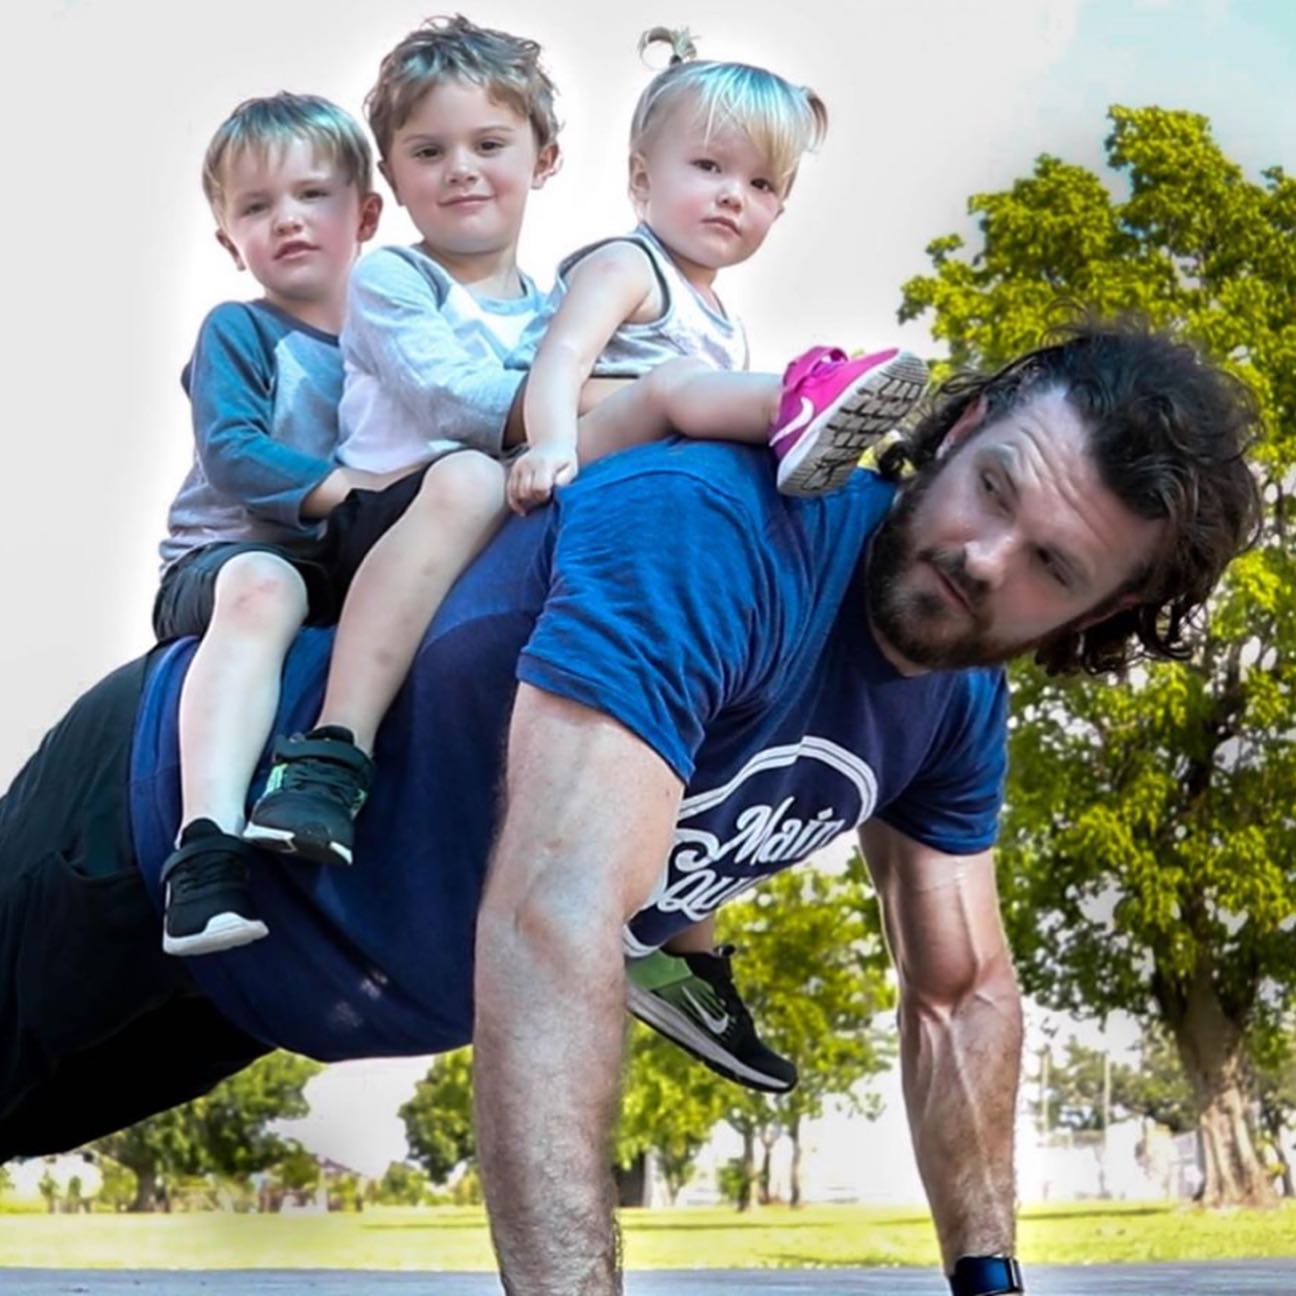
<box><xmin>375</xmin><ymin>1161</ymin><xmax>430</xmax><ymax>1207</ymax></box>
<box><xmin>400</xmin><ymin>1048</ymin><xmax>475</xmax><ymax>1186</ymax></box>
<box><xmin>95</xmin><ymin>1156</ymin><xmax>137</xmax><ymax>1213</ymax></box>
<box><xmin>1113</xmin><ymin>1031</ymin><xmax>1197</xmax><ymax>1135</ymax></box>
<box><xmin>618</xmin><ymin>856</ymin><xmax>895</xmax><ymax>1203</ymax></box>
<box><xmin>89</xmin><ymin>1051</ymin><xmax>321</xmax><ymax>1210</ymax></box>
<box><xmin>902</xmin><ymin>100</ymin><xmax>1296</xmax><ymax>1058</ymax></box>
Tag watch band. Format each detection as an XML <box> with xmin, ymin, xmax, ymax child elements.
<box><xmin>948</xmin><ymin>1254</ymin><xmax>1025</xmax><ymax>1295</ymax></box>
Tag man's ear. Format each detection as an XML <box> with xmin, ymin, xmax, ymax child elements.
<box><xmin>215</xmin><ymin>229</ymin><xmax>245</xmax><ymax>272</ymax></box>
<box><xmin>357</xmin><ymin>192</ymin><xmax>383</xmax><ymax>244</ymax></box>
<box><xmin>628</xmin><ymin>151</ymin><xmax>651</xmax><ymax>217</ymax></box>
<box><xmin>1073</xmin><ymin>589</ymin><xmax>1143</xmax><ymax>633</ymax></box>
<box><xmin>937</xmin><ymin>394</ymin><xmax>988</xmax><ymax>458</ymax></box>
<box><xmin>532</xmin><ymin>142</ymin><xmax>561</xmax><ymax>189</ymax></box>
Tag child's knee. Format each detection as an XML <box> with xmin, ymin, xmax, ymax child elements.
<box><xmin>642</xmin><ymin>357</ymin><xmax>710</xmax><ymax>410</ymax></box>
<box><xmin>416</xmin><ymin>452</ymin><xmax>507</xmax><ymax>520</ymax></box>
<box><xmin>211</xmin><ymin>552</ymin><xmax>308</xmax><ymax>630</ymax></box>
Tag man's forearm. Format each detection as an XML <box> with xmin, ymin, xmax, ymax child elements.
<box><xmin>900</xmin><ymin>968</ymin><xmax>1022</xmax><ymax>1270</ymax></box>
<box><xmin>474</xmin><ymin>898</ymin><xmax>625</xmax><ymax>1294</ymax></box>
<box><xmin>473</xmin><ymin>685</ymin><xmax>681</xmax><ymax>1294</ymax></box>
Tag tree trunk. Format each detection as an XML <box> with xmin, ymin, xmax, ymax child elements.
<box><xmin>758</xmin><ymin>1130</ymin><xmax>775</xmax><ymax>1206</ymax></box>
<box><xmin>612</xmin><ymin>1153</ymin><xmax>648</xmax><ymax>1207</ymax></box>
<box><xmin>737</xmin><ymin>1128</ymin><xmax>756</xmax><ymax>1212</ymax></box>
<box><xmin>130</xmin><ymin>1164</ymin><xmax>158</xmax><ymax>1213</ymax></box>
<box><xmin>1171</xmin><ymin>968</ymin><xmax>1277</xmax><ymax>1207</ymax></box>
<box><xmin>789</xmin><ymin>1115</ymin><xmax>803</xmax><ymax>1208</ymax></box>
<box><xmin>1260</xmin><ymin>1107</ymin><xmax>1293</xmax><ymax>1199</ymax></box>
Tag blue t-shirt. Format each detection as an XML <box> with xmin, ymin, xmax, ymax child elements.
<box><xmin>130</xmin><ymin>442</ymin><xmax>1007</xmax><ymax>1060</ymax></box>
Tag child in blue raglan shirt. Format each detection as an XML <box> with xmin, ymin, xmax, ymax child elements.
<box><xmin>153</xmin><ymin>93</ymin><xmax>399</xmax><ymax>956</ymax></box>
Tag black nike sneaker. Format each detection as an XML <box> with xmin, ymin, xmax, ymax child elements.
<box><xmin>626</xmin><ymin>944</ymin><xmax>798</xmax><ymax>1094</ymax></box>
<box><xmin>162</xmin><ymin>818</ymin><xmax>269</xmax><ymax>956</ymax></box>
<box><xmin>243</xmin><ymin>725</ymin><xmax>374</xmax><ymax>865</ymax></box>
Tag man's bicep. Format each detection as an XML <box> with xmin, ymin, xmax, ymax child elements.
<box><xmin>858</xmin><ymin>818</ymin><xmax>1012</xmax><ymax>1002</ymax></box>
<box><xmin>518</xmin><ymin>466</ymin><xmax>776</xmax><ymax>782</ymax></box>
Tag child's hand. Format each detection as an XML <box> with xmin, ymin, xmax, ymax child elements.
<box><xmin>507</xmin><ymin>444</ymin><xmax>580</xmax><ymax>514</ymax></box>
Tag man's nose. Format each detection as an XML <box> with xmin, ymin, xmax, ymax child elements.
<box><xmin>961</xmin><ymin>528</ymin><xmax>1016</xmax><ymax>588</ymax></box>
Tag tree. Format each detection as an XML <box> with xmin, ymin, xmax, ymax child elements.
<box><xmin>374</xmin><ymin>1160</ymin><xmax>430</xmax><ymax>1206</ymax></box>
<box><xmin>90</xmin><ymin>1051</ymin><xmax>321</xmax><ymax>1211</ymax></box>
<box><xmin>901</xmin><ymin>104</ymin><xmax>1296</xmax><ymax>1206</ymax></box>
<box><xmin>1034</xmin><ymin>1039</ymin><xmax>1110</xmax><ymax>1133</ymax></box>
<box><xmin>400</xmin><ymin>1047</ymin><xmax>476</xmax><ymax>1185</ymax></box>
<box><xmin>1249</xmin><ymin>1020</ymin><xmax>1296</xmax><ymax>1197</ymax></box>
<box><xmin>617</xmin><ymin>1025</ymin><xmax>729</xmax><ymax>1205</ymax></box>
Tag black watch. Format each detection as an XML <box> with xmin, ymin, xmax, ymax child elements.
<box><xmin>948</xmin><ymin>1255</ymin><xmax>1025</xmax><ymax>1295</ymax></box>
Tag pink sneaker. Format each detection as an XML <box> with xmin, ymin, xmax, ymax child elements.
<box><xmin>769</xmin><ymin>346</ymin><xmax>929</xmax><ymax>496</ymax></box>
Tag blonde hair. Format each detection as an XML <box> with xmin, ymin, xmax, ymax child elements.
<box><xmin>630</xmin><ymin>27</ymin><xmax>827</xmax><ymax>193</ymax></box>
<box><xmin>203</xmin><ymin>93</ymin><xmax>373</xmax><ymax>220</ymax></box>
<box><xmin>366</xmin><ymin>14</ymin><xmax>560</xmax><ymax>160</ymax></box>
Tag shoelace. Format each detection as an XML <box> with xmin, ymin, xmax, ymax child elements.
<box><xmin>275</xmin><ymin>747</ymin><xmax>365</xmax><ymax>809</ymax></box>
<box><xmin>167</xmin><ymin>844</ymin><xmax>247</xmax><ymax>899</ymax></box>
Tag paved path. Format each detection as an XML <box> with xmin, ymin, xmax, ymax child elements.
<box><xmin>8</xmin><ymin>1262</ymin><xmax>1295</xmax><ymax>1294</ymax></box>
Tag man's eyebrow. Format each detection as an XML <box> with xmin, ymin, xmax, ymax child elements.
<box><xmin>985</xmin><ymin>442</ymin><xmax>1091</xmax><ymax>590</ymax></box>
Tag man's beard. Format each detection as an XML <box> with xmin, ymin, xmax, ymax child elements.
<box><xmin>866</xmin><ymin>462</ymin><xmax>1038</xmax><ymax>672</ymax></box>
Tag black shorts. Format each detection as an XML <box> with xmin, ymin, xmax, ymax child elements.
<box><xmin>316</xmin><ymin>450</ymin><xmax>472</xmax><ymax>599</ymax></box>
<box><xmin>153</xmin><ymin>452</ymin><xmax>472</xmax><ymax>642</ymax></box>
<box><xmin>0</xmin><ymin>651</ymin><xmax>268</xmax><ymax>1159</ymax></box>
<box><xmin>152</xmin><ymin>540</ymin><xmax>339</xmax><ymax>641</ymax></box>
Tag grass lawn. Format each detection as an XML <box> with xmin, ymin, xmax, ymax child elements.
<box><xmin>0</xmin><ymin>1200</ymin><xmax>1294</xmax><ymax>1270</ymax></box>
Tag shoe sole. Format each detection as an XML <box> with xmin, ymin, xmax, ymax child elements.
<box><xmin>777</xmin><ymin>350</ymin><xmax>929</xmax><ymax>497</ymax></box>
<box><xmin>243</xmin><ymin>821</ymin><xmax>353</xmax><ymax>866</ymax></box>
<box><xmin>626</xmin><ymin>982</ymin><xmax>796</xmax><ymax>1094</ymax></box>
<box><xmin>163</xmin><ymin>912</ymin><xmax>270</xmax><ymax>957</ymax></box>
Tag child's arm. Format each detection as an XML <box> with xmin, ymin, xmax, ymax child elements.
<box><xmin>508</xmin><ymin>243</ymin><xmax>658</xmax><ymax>513</ymax></box>
<box><xmin>345</xmin><ymin>252</ymin><xmax>527</xmax><ymax>459</ymax></box>
<box><xmin>189</xmin><ymin>304</ymin><xmax>342</xmax><ymax>529</ymax></box>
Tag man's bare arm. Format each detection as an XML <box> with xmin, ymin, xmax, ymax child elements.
<box><xmin>859</xmin><ymin>819</ymin><xmax>1022</xmax><ymax>1273</ymax></box>
<box><xmin>475</xmin><ymin>683</ymin><xmax>683</xmax><ymax>1295</ymax></box>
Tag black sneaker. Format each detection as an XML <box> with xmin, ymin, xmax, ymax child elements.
<box><xmin>243</xmin><ymin>725</ymin><xmax>373</xmax><ymax>865</ymax></box>
<box><xmin>626</xmin><ymin>944</ymin><xmax>798</xmax><ymax>1094</ymax></box>
<box><xmin>162</xmin><ymin>819</ymin><xmax>269</xmax><ymax>956</ymax></box>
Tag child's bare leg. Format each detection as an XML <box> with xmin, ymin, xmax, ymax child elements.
<box><xmin>663</xmin><ymin>912</ymin><xmax>718</xmax><ymax>956</ymax></box>
<box><xmin>573</xmin><ymin>359</ymin><xmax>780</xmax><ymax>462</ymax></box>
<box><xmin>315</xmin><ymin>451</ymin><xmax>507</xmax><ymax>753</ymax></box>
<box><xmin>178</xmin><ymin>553</ymin><xmax>308</xmax><ymax>834</ymax></box>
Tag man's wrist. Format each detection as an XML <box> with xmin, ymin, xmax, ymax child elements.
<box><xmin>948</xmin><ymin>1255</ymin><xmax>1025</xmax><ymax>1295</ymax></box>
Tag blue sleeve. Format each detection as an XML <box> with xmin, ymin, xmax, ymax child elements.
<box><xmin>878</xmin><ymin>669</ymin><xmax>1009</xmax><ymax>855</ymax></box>
<box><xmin>517</xmin><ymin>464</ymin><xmax>782</xmax><ymax>783</ymax></box>
<box><xmin>186</xmin><ymin>304</ymin><xmax>334</xmax><ymax>527</ymax></box>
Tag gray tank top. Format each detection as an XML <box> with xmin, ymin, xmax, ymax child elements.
<box><xmin>508</xmin><ymin>223</ymin><xmax>749</xmax><ymax>376</ymax></box>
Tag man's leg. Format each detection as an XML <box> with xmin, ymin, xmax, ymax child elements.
<box><xmin>0</xmin><ymin>994</ymin><xmax>268</xmax><ymax>1159</ymax></box>
<box><xmin>0</xmin><ymin>651</ymin><xmax>267</xmax><ymax>1156</ymax></box>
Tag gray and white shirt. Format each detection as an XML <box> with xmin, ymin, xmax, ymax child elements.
<box><xmin>337</xmin><ymin>245</ymin><xmax>543</xmax><ymax>473</ymax></box>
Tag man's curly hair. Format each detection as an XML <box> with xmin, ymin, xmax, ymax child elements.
<box><xmin>876</xmin><ymin>320</ymin><xmax>1263</xmax><ymax>676</ymax></box>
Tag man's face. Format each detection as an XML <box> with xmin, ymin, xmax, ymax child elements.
<box><xmin>867</xmin><ymin>387</ymin><xmax>1166</xmax><ymax>672</ymax></box>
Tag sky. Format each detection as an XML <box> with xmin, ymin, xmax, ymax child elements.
<box><xmin>4</xmin><ymin>0</ymin><xmax>1295</xmax><ymax>1194</ymax></box>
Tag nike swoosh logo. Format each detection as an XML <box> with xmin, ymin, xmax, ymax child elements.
<box><xmin>769</xmin><ymin>396</ymin><xmax>815</xmax><ymax>448</ymax></box>
<box><xmin>682</xmin><ymin>986</ymin><xmax>730</xmax><ymax>1035</ymax></box>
